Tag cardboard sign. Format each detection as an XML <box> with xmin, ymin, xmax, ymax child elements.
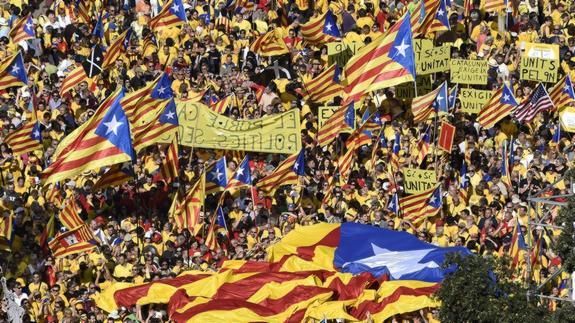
<box><xmin>414</xmin><ymin>39</ymin><xmax>451</xmax><ymax>75</ymax></box>
<box><xmin>160</xmin><ymin>100</ymin><xmax>302</xmax><ymax>154</ymax></box>
<box><xmin>520</xmin><ymin>56</ymin><xmax>558</xmax><ymax>83</ymax></box>
<box><xmin>327</xmin><ymin>41</ymin><xmax>361</xmax><ymax>67</ymax></box>
<box><xmin>459</xmin><ymin>89</ymin><xmax>493</xmax><ymax>114</ymax></box>
<box><xmin>404</xmin><ymin>168</ymin><xmax>437</xmax><ymax>194</ymax></box>
<box><xmin>396</xmin><ymin>75</ymin><xmax>433</xmax><ymax>99</ymax></box>
<box><xmin>450</xmin><ymin>59</ymin><xmax>488</xmax><ymax>85</ymax></box>
<box><xmin>560</xmin><ymin>106</ymin><xmax>575</xmax><ymax>132</ymax></box>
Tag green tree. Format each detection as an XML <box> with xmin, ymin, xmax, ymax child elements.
<box><xmin>435</xmin><ymin>253</ymin><xmax>548</xmax><ymax>323</ymax></box>
<box><xmin>553</xmin><ymin>193</ymin><xmax>575</xmax><ymax>273</ymax></box>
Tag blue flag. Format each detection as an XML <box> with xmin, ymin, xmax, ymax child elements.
<box><xmin>94</xmin><ymin>89</ymin><xmax>135</xmax><ymax>161</ymax></box>
<box><xmin>388</xmin><ymin>11</ymin><xmax>416</xmax><ymax>78</ymax></box>
<box><xmin>334</xmin><ymin>223</ymin><xmax>471</xmax><ymax>282</ymax></box>
<box><xmin>293</xmin><ymin>149</ymin><xmax>305</xmax><ymax>176</ymax></box>
<box><xmin>206</xmin><ymin>157</ymin><xmax>228</xmax><ymax>188</ymax></box>
<box><xmin>323</xmin><ymin>10</ymin><xmax>341</xmax><ymax>38</ymax></box>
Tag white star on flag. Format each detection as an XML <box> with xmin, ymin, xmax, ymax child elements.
<box><xmin>503</xmin><ymin>94</ymin><xmax>510</xmax><ymax>101</ymax></box>
<box><xmin>437</xmin><ymin>95</ymin><xmax>444</xmax><ymax>102</ymax></box>
<box><xmin>236</xmin><ymin>166</ymin><xmax>244</xmax><ymax>176</ymax></box>
<box><xmin>11</xmin><ymin>65</ymin><xmax>20</xmax><ymax>74</ymax></box>
<box><xmin>103</xmin><ymin>115</ymin><xmax>123</xmax><ymax>136</ymax></box>
<box><xmin>25</xmin><ymin>22</ymin><xmax>33</xmax><ymax>31</ymax></box>
<box><xmin>325</xmin><ymin>23</ymin><xmax>332</xmax><ymax>31</ymax></box>
<box><xmin>564</xmin><ymin>84</ymin><xmax>571</xmax><ymax>92</ymax></box>
<box><xmin>165</xmin><ymin>111</ymin><xmax>175</xmax><ymax>119</ymax></box>
<box><xmin>157</xmin><ymin>86</ymin><xmax>166</xmax><ymax>94</ymax></box>
<box><xmin>33</xmin><ymin>130</ymin><xmax>40</xmax><ymax>138</ymax></box>
<box><xmin>394</xmin><ymin>40</ymin><xmax>410</xmax><ymax>58</ymax></box>
<box><xmin>437</xmin><ymin>9</ymin><xmax>445</xmax><ymax>16</ymax></box>
<box><xmin>294</xmin><ymin>162</ymin><xmax>299</xmax><ymax>170</ymax></box>
<box><xmin>172</xmin><ymin>4</ymin><xmax>179</xmax><ymax>12</ymax></box>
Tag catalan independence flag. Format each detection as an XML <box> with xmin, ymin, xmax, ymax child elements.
<box><xmin>58</xmin><ymin>198</ymin><xmax>84</xmax><ymax>231</ymax></box>
<box><xmin>122</xmin><ymin>72</ymin><xmax>174</xmax><ymax>126</ymax></box>
<box><xmin>74</xmin><ymin>0</ymin><xmax>91</xmax><ymax>24</ymax></box>
<box><xmin>343</xmin><ymin>11</ymin><xmax>416</xmax><ymax>102</ymax></box>
<box><xmin>102</xmin><ymin>28</ymin><xmax>132</xmax><ymax>70</ymax></box>
<box><xmin>300</xmin><ymin>10</ymin><xmax>341</xmax><ymax>45</ymax></box>
<box><xmin>256</xmin><ymin>149</ymin><xmax>304</xmax><ymax>194</ymax></box>
<box><xmin>226</xmin><ymin>155</ymin><xmax>252</xmax><ymax>190</ymax></box>
<box><xmin>49</xmin><ymin>224</ymin><xmax>97</xmax><ymax>258</ymax></box>
<box><xmin>477</xmin><ymin>83</ymin><xmax>518</xmax><ymax>129</ymax></box>
<box><xmin>4</xmin><ymin>113</ymin><xmax>42</xmax><ymax>156</ymax></box>
<box><xmin>160</xmin><ymin>137</ymin><xmax>180</xmax><ymax>184</ymax></box>
<box><xmin>399</xmin><ymin>185</ymin><xmax>442</xmax><ymax>224</ymax></box>
<box><xmin>43</xmin><ymin>88</ymin><xmax>135</xmax><ymax>184</ymax></box>
<box><xmin>549</xmin><ymin>75</ymin><xmax>575</xmax><ymax>110</ymax></box>
<box><xmin>210</xmin><ymin>95</ymin><xmax>233</xmax><ymax>114</ymax></box>
<box><xmin>416</xmin><ymin>127</ymin><xmax>431</xmax><ymax>165</ymax></box>
<box><xmin>206</xmin><ymin>157</ymin><xmax>228</xmax><ymax>194</ymax></box>
<box><xmin>133</xmin><ymin>98</ymin><xmax>179</xmax><ymax>152</ymax></box>
<box><xmin>250</xmin><ymin>29</ymin><xmax>289</xmax><ymax>57</ymax></box>
<box><xmin>9</xmin><ymin>14</ymin><xmax>35</xmax><ymax>44</ymax></box>
<box><xmin>303</xmin><ymin>64</ymin><xmax>343</xmax><ymax>103</ymax></box>
<box><xmin>60</xmin><ymin>64</ymin><xmax>90</xmax><ymax>96</ymax></box>
<box><xmin>411</xmin><ymin>84</ymin><xmax>443</xmax><ymax>122</ymax></box>
<box><xmin>410</xmin><ymin>0</ymin><xmax>440</xmax><ymax>37</ymax></box>
<box><xmin>0</xmin><ymin>52</ymin><xmax>28</xmax><ymax>90</ymax></box>
<box><xmin>92</xmin><ymin>162</ymin><xmax>135</xmax><ymax>190</ymax></box>
<box><xmin>169</xmin><ymin>175</ymin><xmax>205</xmax><ymax>233</ymax></box>
<box><xmin>149</xmin><ymin>0</ymin><xmax>188</xmax><ymax>30</ymax></box>
<box><xmin>317</xmin><ymin>102</ymin><xmax>355</xmax><ymax>147</ymax></box>
<box><xmin>428</xmin><ymin>0</ymin><xmax>450</xmax><ymax>32</ymax></box>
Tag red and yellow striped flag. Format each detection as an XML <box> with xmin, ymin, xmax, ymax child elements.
<box><xmin>343</xmin><ymin>12</ymin><xmax>415</xmax><ymax>102</ymax></box>
<box><xmin>160</xmin><ymin>137</ymin><xmax>179</xmax><ymax>184</ymax></box>
<box><xmin>9</xmin><ymin>14</ymin><xmax>34</xmax><ymax>44</ymax></box>
<box><xmin>303</xmin><ymin>64</ymin><xmax>343</xmax><ymax>103</ymax></box>
<box><xmin>300</xmin><ymin>11</ymin><xmax>340</xmax><ymax>46</ymax></box>
<box><xmin>149</xmin><ymin>0</ymin><xmax>188</xmax><ymax>30</ymax></box>
<box><xmin>210</xmin><ymin>95</ymin><xmax>232</xmax><ymax>114</ymax></box>
<box><xmin>59</xmin><ymin>198</ymin><xmax>84</xmax><ymax>231</ymax></box>
<box><xmin>43</xmin><ymin>88</ymin><xmax>135</xmax><ymax>184</ymax></box>
<box><xmin>484</xmin><ymin>0</ymin><xmax>505</xmax><ymax>12</ymax></box>
<box><xmin>49</xmin><ymin>224</ymin><xmax>96</xmax><ymax>258</ymax></box>
<box><xmin>317</xmin><ymin>103</ymin><xmax>354</xmax><ymax>147</ymax></box>
<box><xmin>549</xmin><ymin>75</ymin><xmax>575</xmax><ymax>110</ymax></box>
<box><xmin>399</xmin><ymin>185</ymin><xmax>441</xmax><ymax>224</ymax></box>
<box><xmin>132</xmin><ymin>99</ymin><xmax>178</xmax><ymax>153</ymax></box>
<box><xmin>102</xmin><ymin>28</ymin><xmax>132</xmax><ymax>70</ymax></box>
<box><xmin>250</xmin><ymin>30</ymin><xmax>289</xmax><ymax>57</ymax></box>
<box><xmin>411</xmin><ymin>87</ymin><xmax>441</xmax><ymax>122</ymax></box>
<box><xmin>60</xmin><ymin>64</ymin><xmax>89</xmax><ymax>96</ymax></box>
<box><xmin>93</xmin><ymin>162</ymin><xmax>135</xmax><ymax>190</ymax></box>
<box><xmin>256</xmin><ymin>152</ymin><xmax>300</xmax><ymax>194</ymax></box>
<box><xmin>169</xmin><ymin>174</ymin><xmax>205</xmax><ymax>234</ymax></box>
<box><xmin>4</xmin><ymin>116</ymin><xmax>42</xmax><ymax>156</ymax></box>
<box><xmin>477</xmin><ymin>83</ymin><xmax>516</xmax><ymax>129</ymax></box>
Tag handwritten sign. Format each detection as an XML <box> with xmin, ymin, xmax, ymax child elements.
<box><xmin>396</xmin><ymin>76</ymin><xmax>432</xmax><ymax>99</ymax></box>
<box><xmin>160</xmin><ymin>100</ymin><xmax>302</xmax><ymax>154</ymax></box>
<box><xmin>459</xmin><ymin>89</ymin><xmax>493</xmax><ymax>114</ymax></box>
<box><xmin>403</xmin><ymin>168</ymin><xmax>437</xmax><ymax>194</ymax></box>
<box><xmin>414</xmin><ymin>39</ymin><xmax>450</xmax><ymax>75</ymax></box>
<box><xmin>560</xmin><ymin>106</ymin><xmax>575</xmax><ymax>133</ymax></box>
<box><xmin>327</xmin><ymin>42</ymin><xmax>361</xmax><ymax>67</ymax></box>
<box><xmin>450</xmin><ymin>59</ymin><xmax>488</xmax><ymax>85</ymax></box>
<box><xmin>520</xmin><ymin>56</ymin><xmax>558</xmax><ymax>83</ymax></box>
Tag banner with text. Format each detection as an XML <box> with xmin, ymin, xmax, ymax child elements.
<box><xmin>450</xmin><ymin>59</ymin><xmax>488</xmax><ymax>85</ymax></box>
<box><xmin>460</xmin><ymin>89</ymin><xmax>493</xmax><ymax>114</ymax></box>
<box><xmin>403</xmin><ymin>168</ymin><xmax>437</xmax><ymax>194</ymax></box>
<box><xmin>160</xmin><ymin>100</ymin><xmax>302</xmax><ymax>154</ymax></box>
<box><xmin>414</xmin><ymin>39</ymin><xmax>450</xmax><ymax>75</ymax></box>
<box><xmin>327</xmin><ymin>41</ymin><xmax>361</xmax><ymax>67</ymax></box>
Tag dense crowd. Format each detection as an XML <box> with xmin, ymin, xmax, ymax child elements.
<box><xmin>1</xmin><ymin>0</ymin><xmax>575</xmax><ymax>321</ymax></box>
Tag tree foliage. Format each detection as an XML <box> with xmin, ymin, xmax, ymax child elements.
<box><xmin>553</xmin><ymin>176</ymin><xmax>575</xmax><ymax>272</ymax></box>
<box><xmin>435</xmin><ymin>253</ymin><xmax>548</xmax><ymax>323</ymax></box>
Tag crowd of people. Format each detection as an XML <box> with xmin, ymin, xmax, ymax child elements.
<box><xmin>0</xmin><ymin>0</ymin><xmax>575</xmax><ymax>321</ymax></box>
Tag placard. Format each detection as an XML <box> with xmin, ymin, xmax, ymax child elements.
<box><xmin>450</xmin><ymin>59</ymin><xmax>488</xmax><ymax>85</ymax></box>
<box><xmin>403</xmin><ymin>168</ymin><xmax>437</xmax><ymax>194</ymax></box>
<box><xmin>459</xmin><ymin>89</ymin><xmax>493</xmax><ymax>114</ymax></box>
<box><xmin>396</xmin><ymin>75</ymin><xmax>433</xmax><ymax>99</ymax></box>
<box><xmin>327</xmin><ymin>41</ymin><xmax>361</xmax><ymax>67</ymax></box>
<box><xmin>520</xmin><ymin>56</ymin><xmax>558</xmax><ymax>83</ymax></box>
<box><xmin>414</xmin><ymin>39</ymin><xmax>451</xmax><ymax>75</ymax></box>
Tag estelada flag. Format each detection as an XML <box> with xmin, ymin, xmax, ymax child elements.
<box><xmin>438</xmin><ymin>121</ymin><xmax>455</xmax><ymax>153</ymax></box>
